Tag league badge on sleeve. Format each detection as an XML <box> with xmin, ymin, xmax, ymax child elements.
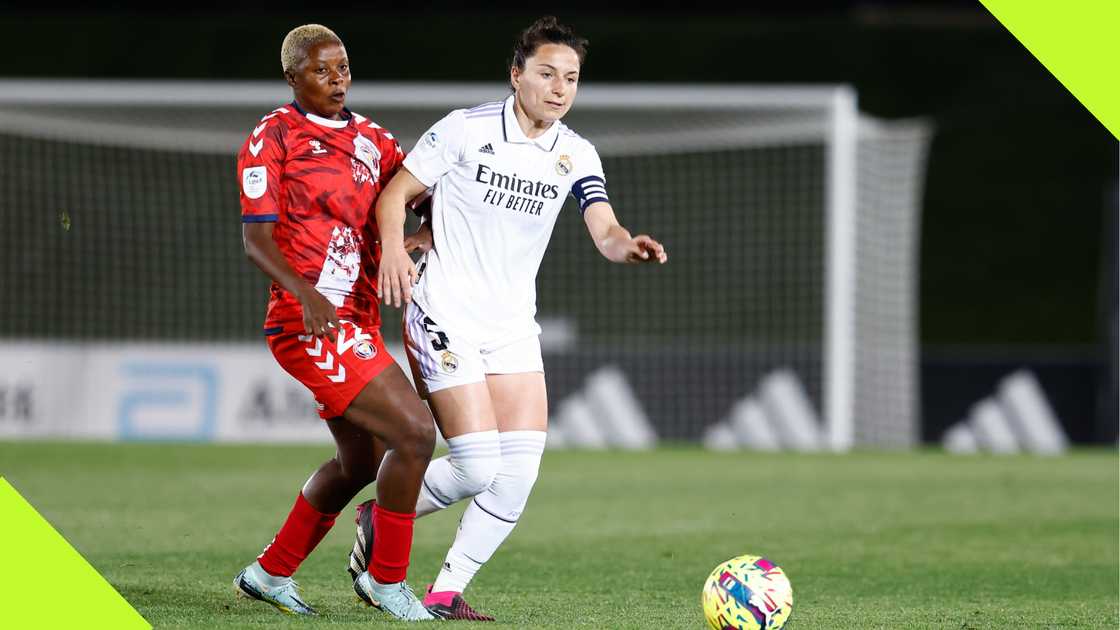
<box><xmin>556</xmin><ymin>155</ymin><xmax>572</xmax><ymax>176</ymax></box>
<box><xmin>242</xmin><ymin>166</ymin><xmax>267</xmax><ymax>199</ymax></box>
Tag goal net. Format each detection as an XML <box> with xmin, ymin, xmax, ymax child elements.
<box><xmin>0</xmin><ymin>80</ymin><xmax>928</xmax><ymax>449</ymax></box>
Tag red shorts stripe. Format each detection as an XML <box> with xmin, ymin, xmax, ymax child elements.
<box><xmin>268</xmin><ymin>319</ymin><xmax>394</xmax><ymax>419</ymax></box>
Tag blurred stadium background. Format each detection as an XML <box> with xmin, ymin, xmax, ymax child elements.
<box><xmin>0</xmin><ymin>2</ymin><xmax>1114</xmax><ymax>450</ymax></box>
<box><xmin>0</xmin><ymin>3</ymin><xmax>1117</xmax><ymax>628</ymax></box>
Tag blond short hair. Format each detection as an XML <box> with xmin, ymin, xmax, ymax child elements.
<box><xmin>280</xmin><ymin>24</ymin><xmax>343</xmax><ymax>73</ymax></box>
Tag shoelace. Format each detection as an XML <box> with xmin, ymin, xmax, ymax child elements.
<box><xmin>398</xmin><ymin>582</ymin><xmax>418</xmax><ymax>601</ymax></box>
<box><xmin>397</xmin><ymin>582</ymin><xmax>429</xmax><ymax>614</ymax></box>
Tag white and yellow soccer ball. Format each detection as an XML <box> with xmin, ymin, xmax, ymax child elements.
<box><xmin>701</xmin><ymin>554</ymin><xmax>793</xmax><ymax>630</ymax></box>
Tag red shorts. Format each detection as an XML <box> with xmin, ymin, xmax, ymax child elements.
<box><xmin>268</xmin><ymin>319</ymin><xmax>395</xmax><ymax>419</ymax></box>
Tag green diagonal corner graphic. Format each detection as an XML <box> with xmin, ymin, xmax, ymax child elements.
<box><xmin>0</xmin><ymin>478</ymin><xmax>150</xmax><ymax>629</ymax></box>
<box><xmin>980</xmin><ymin>0</ymin><xmax>1119</xmax><ymax>139</ymax></box>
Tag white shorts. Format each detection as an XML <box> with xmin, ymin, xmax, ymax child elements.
<box><xmin>403</xmin><ymin>301</ymin><xmax>544</xmax><ymax>396</ymax></box>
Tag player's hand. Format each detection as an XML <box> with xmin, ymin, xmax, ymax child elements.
<box><xmin>378</xmin><ymin>245</ymin><xmax>418</xmax><ymax>308</ymax></box>
<box><xmin>298</xmin><ymin>288</ymin><xmax>342</xmax><ymax>340</ymax></box>
<box><xmin>403</xmin><ymin>222</ymin><xmax>433</xmax><ymax>255</ymax></box>
<box><xmin>624</xmin><ymin>235</ymin><xmax>668</xmax><ymax>264</ymax></box>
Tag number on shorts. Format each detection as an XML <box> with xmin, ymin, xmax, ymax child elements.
<box><xmin>422</xmin><ymin>316</ymin><xmax>450</xmax><ymax>351</ymax></box>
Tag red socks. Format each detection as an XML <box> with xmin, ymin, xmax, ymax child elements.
<box><xmin>255</xmin><ymin>493</ymin><xmax>415</xmax><ymax>583</ymax></box>
<box><xmin>369</xmin><ymin>504</ymin><xmax>416</xmax><ymax>584</ymax></box>
<box><xmin>258</xmin><ymin>493</ymin><xmax>339</xmax><ymax>577</ymax></box>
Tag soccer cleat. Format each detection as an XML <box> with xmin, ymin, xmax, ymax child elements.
<box><xmin>353</xmin><ymin>571</ymin><xmax>436</xmax><ymax>621</ymax></box>
<box><xmin>423</xmin><ymin>585</ymin><xmax>495</xmax><ymax>621</ymax></box>
<box><xmin>347</xmin><ymin>499</ymin><xmax>375</xmax><ymax>581</ymax></box>
<box><xmin>233</xmin><ymin>560</ymin><xmax>317</xmax><ymax>616</ymax></box>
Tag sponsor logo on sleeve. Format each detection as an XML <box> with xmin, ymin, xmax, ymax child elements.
<box><xmin>423</xmin><ymin>131</ymin><xmax>439</xmax><ymax>150</ymax></box>
<box><xmin>242</xmin><ymin>166</ymin><xmax>267</xmax><ymax>199</ymax></box>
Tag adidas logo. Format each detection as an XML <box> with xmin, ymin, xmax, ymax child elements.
<box><xmin>478</xmin><ymin>143</ymin><xmax>495</xmax><ymax>155</ymax></box>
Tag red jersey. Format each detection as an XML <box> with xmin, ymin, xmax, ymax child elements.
<box><xmin>237</xmin><ymin>102</ymin><xmax>403</xmax><ymax>333</ymax></box>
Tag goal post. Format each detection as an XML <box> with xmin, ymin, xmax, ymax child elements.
<box><xmin>0</xmin><ymin>80</ymin><xmax>929</xmax><ymax>449</ymax></box>
<box><xmin>825</xmin><ymin>86</ymin><xmax>859</xmax><ymax>452</ymax></box>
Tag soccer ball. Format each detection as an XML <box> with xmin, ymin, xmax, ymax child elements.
<box><xmin>701</xmin><ymin>554</ymin><xmax>793</xmax><ymax>630</ymax></box>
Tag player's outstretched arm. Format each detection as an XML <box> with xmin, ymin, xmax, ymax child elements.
<box><xmin>375</xmin><ymin>167</ymin><xmax>431</xmax><ymax>307</ymax></box>
<box><xmin>583</xmin><ymin>201</ymin><xmax>668</xmax><ymax>265</ymax></box>
<box><xmin>242</xmin><ymin>222</ymin><xmax>341</xmax><ymax>339</ymax></box>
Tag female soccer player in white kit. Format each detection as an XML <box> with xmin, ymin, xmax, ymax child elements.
<box><xmin>352</xmin><ymin>16</ymin><xmax>667</xmax><ymax>620</ymax></box>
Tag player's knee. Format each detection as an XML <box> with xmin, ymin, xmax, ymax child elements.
<box><xmin>450</xmin><ymin>452</ymin><xmax>502</xmax><ymax>497</ymax></box>
<box><xmin>477</xmin><ymin>455</ymin><xmax>541</xmax><ymax>522</ymax></box>
<box><xmin>489</xmin><ymin>430</ymin><xmax>547</xmax><ymax>502</ymax></box>
<box><xmin>497</xmin><ymin>457</ymin><xmax>541</xmax><ymax>499</ymax></box>
<box><xmin>436</xmin><ymin>430</ymin><xmax>502</xmax><ymax>500</ymax></box>
<box><xmin>395</xmin><ymin>413</ymin><xmax>436</xmax><ymax>462</ymax></box>
<box><xmin>338</xmin><ymin>456</ymin><xmax>377</xmax><ymax>488</ymax></box>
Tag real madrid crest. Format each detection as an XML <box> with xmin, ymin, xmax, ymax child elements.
<box><xmin>440</xmin><ymin>351</ymin><xmax>459</xmax><ymax>374</ymax></box>
<box><xmin>556</xmin><ymin>154</ymin><xmax>572</xmax><ymax>176</ymax></box>
<box><xmin>354</xmin><ymin>340</ymin><xmax>377</xmax><ymax>360</ymax></box>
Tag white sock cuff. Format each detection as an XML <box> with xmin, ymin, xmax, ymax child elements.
<box><xmin>498</xmin><ymin>430</ymin><xmax>547</xmax><ymax>457</ymax></box>
<box><xmin>446</xmin><ymin>430</ymin><xmax>501</xmax><ymax>459</ymax></box>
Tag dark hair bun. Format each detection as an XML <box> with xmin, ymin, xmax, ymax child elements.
<box><xmin>510</xmin><ymin>16</ymin><xmax>589</xmax><ymax>72</ymax></box>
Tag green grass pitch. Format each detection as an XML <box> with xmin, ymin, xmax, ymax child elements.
<box><xmin>1</xmin><ymin>443</ymin><xmax>1116</xmax><ymax>629</ymax></box>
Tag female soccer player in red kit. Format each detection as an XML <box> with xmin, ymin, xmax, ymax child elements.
<box><xmin>232</xmin><ymin>24</ymin><xmax>435</xmax><ymax>621</ymax></box>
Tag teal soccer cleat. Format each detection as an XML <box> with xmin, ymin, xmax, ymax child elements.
<box><xmin>233</xmin><ymin>560</ymin><xmax>317</xmax><ymax>616</ymax></box>
<box><xmin>353</xmin><ymin>571</ymin><xmax>436</xmax><ymax>621</ymax></box>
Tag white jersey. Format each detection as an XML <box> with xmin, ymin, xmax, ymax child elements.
<box><xmin>403</xmin><ymin>95</ymin><xmax>609</xmax><ymax>346</ymax></box>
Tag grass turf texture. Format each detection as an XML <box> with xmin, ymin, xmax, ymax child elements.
<box><xmin>0</xmin><ymin>443</ymin><xmax>1116</xmax><ymax>629</ymax></box>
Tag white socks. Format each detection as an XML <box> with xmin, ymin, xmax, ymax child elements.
<box><xmin>431</xmin><ymin>430</ymin><xmax>546</xmax><ymax>594</ymax></box>
<box><xmin>416</xmin><ymin>430</ymin><xmax>501</xmax><ymax>517</ymax></box>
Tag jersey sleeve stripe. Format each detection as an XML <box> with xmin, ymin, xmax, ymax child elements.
<box><xmin>242</xmin><ymin>214</ymin><xmax>279</xmax><ymax>223</ymax></box>
<box><xmin>466</xmin><ymin>101</ymin><xmax>503</xmax><ymax>113</ymax></box>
